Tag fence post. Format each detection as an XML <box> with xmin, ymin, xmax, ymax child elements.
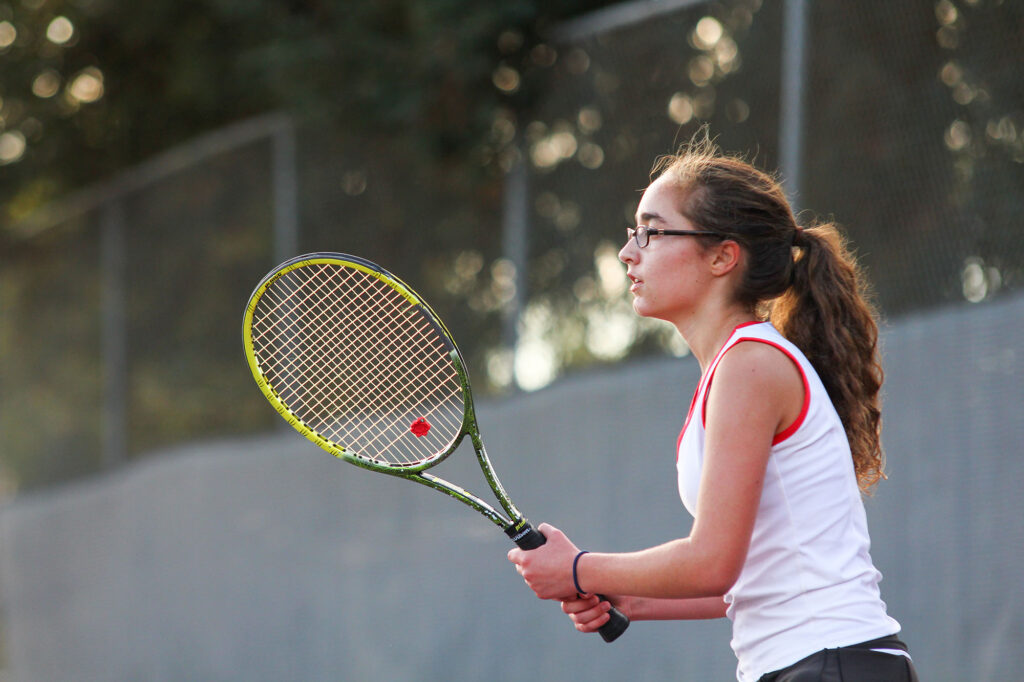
<box><xmin>780</xmin><ymin>0</ymin><xmax>809</xmax><ymax>211</ymax></box>
<box><xmin>272</xmin><ymin>115</ymin><xmax>299</xmax><ymax>264</ymax></box>
<box><xmin>100</xmin><ymin>200</ymin><xmax>127</xmax><ymax>467</ymax></box>
<box><xmin>501</xmin><ymin>145</ymin><xmax>529</xmax><ymax>372</ymax></box>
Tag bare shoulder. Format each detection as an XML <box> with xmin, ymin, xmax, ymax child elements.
<box><xmin>717</xmin><ymin>340</ymin><xmax>800</xmax><ymax>385</ymax></box>
<box><xmin>708</xmin><ymin>341</ymin><xmax>805</xmax><ymax>428</ymax></box>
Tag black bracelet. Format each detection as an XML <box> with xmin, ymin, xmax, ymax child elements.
<box><xmin>572</xmin><ymin>550</ymin><xmax>590</xmax><ymax>595</ymax></box>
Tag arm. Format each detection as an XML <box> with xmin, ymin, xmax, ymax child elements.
<box><xmin>509</xmin><ymin>342</ymin><xmax>804</xmax><ymax>602</ymax></box>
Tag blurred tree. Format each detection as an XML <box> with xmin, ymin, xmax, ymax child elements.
<box><xmin>803</xmin><ymin>0</ymin><xmax>1024</xmax><ymax>314</ymax></box>
<box><xmin>0</xmin><ymin>0</ymin><xmax>621</xmax><ymax>235</ymax></box>
<box><xmin>2</xmin><ymin>0</ymin><xmax>1021</xmax><ymax>492</ymax></box>
<box><xmin>0</xmin><ymin>0</ymin><xmax>624</xmax><ymax>491</ymax></box>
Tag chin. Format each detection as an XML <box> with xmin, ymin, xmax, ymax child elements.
<box><xmin>632</xmin><ymin>299</ymin><xmax>659</xmax><ymax>320</ymax></box>
<box><xmin>634</xmin><ymin>302</ymin><xmax>679</xmax><ymax>326</ymax></box>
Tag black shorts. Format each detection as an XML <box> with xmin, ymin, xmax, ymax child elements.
<box><xmin>757</xmin><ymin>635</ymin><xmax>919</xmax><ymax>682</ymax></box>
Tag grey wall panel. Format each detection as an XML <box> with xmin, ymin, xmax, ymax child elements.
<box><xmin>3</xmin><ymin>293</ymin><xmax>1022</xmax><ymax>681</ymax></box>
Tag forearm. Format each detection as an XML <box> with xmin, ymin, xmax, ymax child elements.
<box><xmin>559</xmin><ymin>593</ymin><xmax>726</xmax><ymax>635</ymax></box>
<box><xmin>575</xmin><ymin>538</ymin><xmax>739</xmax><ymax>600</ymax></box>
<box><xmin>628</xmin><ymin>595</ymin><xmax>728</xmax><ymax>621</ymax></box>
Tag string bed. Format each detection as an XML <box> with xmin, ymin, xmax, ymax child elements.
<box><xmin>250</xmin><ymin>263</ymin><xmax>465</xmax><ymax>466</ymax></box>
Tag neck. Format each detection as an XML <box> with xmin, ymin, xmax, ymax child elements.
<box><xmin>675</xmin><ymin>306</ymin><xmax>758</xmax><ymax>373</ymax></box>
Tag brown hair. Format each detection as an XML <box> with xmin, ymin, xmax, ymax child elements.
<box><xmin>654</xmin><ymin>132</ymin><xmax>885</xmax><ymax>492</ymax></box>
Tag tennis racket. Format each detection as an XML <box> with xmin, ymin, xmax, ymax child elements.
<box><xmin>242</xmin><ymin>252</ymin><xmax>629</xmax><ymax>642</ymax></box>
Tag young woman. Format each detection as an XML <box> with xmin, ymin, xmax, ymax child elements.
<box><xmin>508</xmin><ymin>134</ymin><xmax>918</xmax><ymax>682</ymax></box>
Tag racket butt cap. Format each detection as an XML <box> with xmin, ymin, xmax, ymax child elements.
<box><xmin>598</xmin><ymin>607</ymin><xmax>630</xmax><ymax>642</ymax></box>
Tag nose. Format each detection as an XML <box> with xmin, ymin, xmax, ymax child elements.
<box><xmin>619</xmin><ymin>238</ymin><xmax>637</xmax><ymax>265</ymax></box>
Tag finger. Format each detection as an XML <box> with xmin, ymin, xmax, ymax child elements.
<box><xmin>576</xmin><ymin>613</ymin><xmax>612</xmax><ymax>633</ymax></box>
<box><xmin>561</xmin><ymin>594</ymin><xmax>601</xmax><ymax>614</ymax></box>
<box><xmin>572</xmin><ymin>604</ymin><xmax>612</xmax><ymax>633</ymax></box>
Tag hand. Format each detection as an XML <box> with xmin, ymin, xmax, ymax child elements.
<box><xmin>507</xmin><ymin>522</ymin><xmax>580</xmax><ymax>600</ymax></box>
<box><xmin>561</xmin><ymin>594</ymin><xmax>627</xmax><ymax>634</ymax></box>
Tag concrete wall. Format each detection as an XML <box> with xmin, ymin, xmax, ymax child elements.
<box><xmin>2</xmin><ymin>293</ymin><xmax>1022</xmax><ymax>681</ymax></box>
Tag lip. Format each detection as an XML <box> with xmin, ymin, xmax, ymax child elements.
<box><xmin>627</xmin><ymin>272</ymin><xmax>642</xmax><ymax>293</ymax></box>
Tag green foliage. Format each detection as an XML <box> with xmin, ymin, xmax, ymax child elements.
<box><xmin>3</xmin><ymin>0</ymin><xmax>1022</xmax><ymax>493</ymax></box>
<box><xmin>0</xmin><ymin>0</ymin><xmax>622</xmax><ymax>491</ymax></box>
<box><xmin>0</xmin><ymin>0</ymin><xmax>620</xmax><ymax>230</ymax></box>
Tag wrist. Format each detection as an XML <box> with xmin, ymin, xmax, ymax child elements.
<box><xmin>572</xmin><ymin>550</ymin><xmax>590</xmax><ymax>596</ymax></box>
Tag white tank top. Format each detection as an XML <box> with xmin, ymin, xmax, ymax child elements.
<box><xmin>676</xmin><ymin>322</ymin><xmax>900</xmax><ymax>681</ymax></box>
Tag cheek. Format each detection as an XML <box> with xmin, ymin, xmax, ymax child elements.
<box><xmin>635</xmin><ymin>271</ymin><xmax>676</xmax><ymax>313</ymax></box>
<box><xmin>647</xmin><ymin>261</ymin><xmax>684</xmax><ymax>295</ymax></box>
<box><xmin>640</xmin><ymin>262</ymin><xmax>707</xmax><ymax>315</ymax></box>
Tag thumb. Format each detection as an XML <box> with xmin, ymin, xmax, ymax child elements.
<box><xmin>537</xmin><ymin>522</ymin><xmax>560</xmax><ymax>537</ymax></box>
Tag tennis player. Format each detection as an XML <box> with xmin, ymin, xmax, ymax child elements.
<box><xmin>508</xmin><ymin>133</ymin><xmax>918</xmax><ymax>681</ymax></box>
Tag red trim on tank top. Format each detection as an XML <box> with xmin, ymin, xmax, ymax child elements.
<box><xmin>676</xmin><ymin>321</ymin><xmax>766</xmax><ymax>460</ymax></box>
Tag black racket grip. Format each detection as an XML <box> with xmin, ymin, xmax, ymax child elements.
<box><xmin>506</xmin><ymin>524</ymin><xmax>630</xmax><ymax>643</ymax></box>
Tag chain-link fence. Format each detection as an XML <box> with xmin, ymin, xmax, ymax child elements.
<box><xmin>0</xmin><ymin>115</ymin><xmax>292</xmax><ymax>492</ymax></box>
<box><xmin>518</xmin><ymin>0</ymin><xmax>1022</xmax><ymax>387</ymax></box>
<box><xmin>1</xmin><ymin>0</ymin><xmax>1021</xmax><ymax>494</ymax></box>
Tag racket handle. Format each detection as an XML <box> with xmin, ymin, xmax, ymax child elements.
<box><xmin>506</xmin><ymin>523</ymin><xmax>630</xmax><ymax>643</ymax></box>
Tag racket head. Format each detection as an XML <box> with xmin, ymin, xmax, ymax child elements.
<box><xmin>243</xmin><ymin>253</ymin><xmax>474</xmax><ymax>474</ymax></box>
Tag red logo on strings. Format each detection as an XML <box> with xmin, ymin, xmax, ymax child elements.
<box><xmin>410</xmin><ymin>418</ymin><xmax>431</xmax><ymax>437</ymax></box>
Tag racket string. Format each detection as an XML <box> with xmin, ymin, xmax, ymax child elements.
<box><xmin>307</xmin><ymin>276</ymin><xmax>450</xmax><ymax>418</ymax></box>
<box><xmin>271</xmin><ymin>267</ymin><xmax>463</xmax><ymax>458</ymax></box>
<box><xmin>251</xmin><ymin>262</ymin><xmax>466</xmax><ymax>467</ymax></box>
<box><xmin>260</xmin><ymin>266</ymin><xmax>426</xmax><ymax>401</ymax></box>
<box><xmin>256</xmin><ymin>302</ymin><xmax>459</xmax><ymax>465</ymax></box>
<box><xmin>264</xmin><ymin>273</ymin><xmax>412</xmax><ymax>421</ymax></box>
<box><xmin>256</xmin><ymin>266</ymin><xmax>450</xmax><ymax>455</ymax></box>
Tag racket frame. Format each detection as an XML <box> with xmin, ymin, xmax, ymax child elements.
<box><xmin>243</xmin><ymin>252</ymin><xmax>528</xmax><ymax>536</ymax></box>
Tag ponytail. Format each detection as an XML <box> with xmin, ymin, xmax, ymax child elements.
<box><xmin>770</xmin><ymin>224</ymin><xmax>885</xmax><ymax>492</ymax></box>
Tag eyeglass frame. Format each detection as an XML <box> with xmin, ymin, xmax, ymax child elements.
<box><xmin>626</xmin><ymin>225</ymin><xmax>723</xmax><ymax>249</ymax></box>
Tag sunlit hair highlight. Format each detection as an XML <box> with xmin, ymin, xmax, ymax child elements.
<box><xmin>653</xmin><ymin>130</ymin><xmax>886</xmax><ymax>493</ymax></box>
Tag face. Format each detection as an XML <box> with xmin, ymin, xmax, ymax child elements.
<box><xmin>618</xmin><ymin>175</ymin><xmax>716</xmax><ymax>324</ymax></box>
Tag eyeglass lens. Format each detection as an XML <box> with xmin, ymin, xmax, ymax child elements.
<box><xmin>626</xmin><ymin>226</ymin><xmax>650</xmax><ymax>248</ymax></box>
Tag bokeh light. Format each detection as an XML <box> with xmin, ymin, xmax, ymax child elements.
<box><xmin>67</xmin><ymin>67</ymin><xmax>104</xmax><ymax>103</ymax></box>
<box><xmin>492</xmin><ymin>65</ymin><xmax>521</xmax><ymax>93</ymax></box>
<box><xmin>0</xmin><ymin>130</ymin><xmax>27</xmax><ymax>165</ymax></box>
<box><xmin>32</xmin><ymin>69</ymin><xmax>62</xmax><ymax>99</ymax></box>
<box><xmin>0</xmin><ymin>20</ymin><xmax>16</xmax><ymax>49</ymax></box>
<box><xmin>46</xmin><ymin>16</ymin><xmax>74</xmax><ymax>45</ymax></box>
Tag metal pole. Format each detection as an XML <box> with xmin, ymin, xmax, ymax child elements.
<box><xmin>10</xmin><ymin>113</ymin><xmax>296</xmax><ymax>242</ymax></box>
<box><xmin>272</xmin><ymin>116</ymin><xmax>299</xmax><ymax>263</ymax></box>
<box><xmin>100</xmin><ymin>201</ymin><xmax>127</xmax><ymax>467</ymax></box>
<box><xmin>553</xmin><ymin>0</ymin><xmax>711</xmax><ymax>42</ymax></box>
<box><xmin>501</xmin><ymin>148</ymin><xmax>529</xmax><ymax>360</ymax></box>
<box><xmin>780</xmin><ymin>0</ymin><xmax>809</xmax><ymax>211</ymax></box>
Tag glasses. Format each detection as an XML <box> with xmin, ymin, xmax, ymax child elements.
<box><xmin>626</xmin><ymin>225</ymin><xmax>721</xmax><ymax>249</ymax></box>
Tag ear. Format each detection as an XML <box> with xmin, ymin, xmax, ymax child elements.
<box><xmin>707</xmin><ymin>239</ymin><xmax>743</xmax><ymax>277</ymax></box>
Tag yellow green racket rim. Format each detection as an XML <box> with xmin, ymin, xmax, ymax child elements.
<box><xmin>242</xmin><ymin>254</ymin><xmax>432</xmax><ymax>469</ymax></box>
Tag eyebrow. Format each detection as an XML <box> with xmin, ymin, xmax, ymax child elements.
<box><xmin>636</xmin><ymin>211</ymin><xmax>666</xmax><ymax>225</ymax></box>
